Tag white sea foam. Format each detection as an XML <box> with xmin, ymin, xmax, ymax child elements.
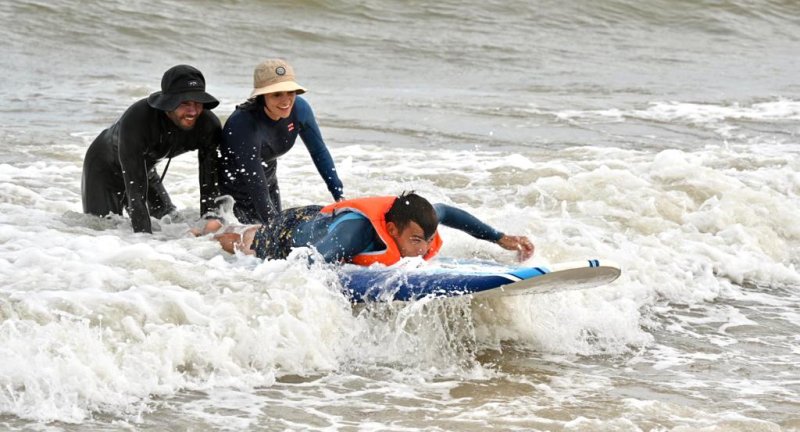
<box><xmin>2</xmin><ymin>1</ymin><xmax>800</xmax><ymax>422</ymax></box>
<box><xmin>3</xmin><ymin>129</ymin><xmax>797</xmax><ymax>425</ymax></box>
<box><xmin>553</xmin><ymin>99</ymin><xmax>800</xmax><ymax>123</ymax></box>
<box><xmin>550</xmin><ymin>99</ymin><xmax>800</xmax><ymax>140</ymax></box>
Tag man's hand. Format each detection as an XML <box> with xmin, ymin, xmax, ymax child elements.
<box><xmin>497</xmin><ymin>235</ymin><xmax>534</xmax><ymax>262</ymax></box>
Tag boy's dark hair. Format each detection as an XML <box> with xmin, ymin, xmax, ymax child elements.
<box><xmin>384</xmin><ymin>192</ymin><xmax>438</xmax><ymax>239</ymax></box>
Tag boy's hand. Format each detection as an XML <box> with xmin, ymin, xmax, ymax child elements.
<box><xmin>497</xmin><ymin>235</ymin><xmax>534</xmax><ymax>262</ymax></box>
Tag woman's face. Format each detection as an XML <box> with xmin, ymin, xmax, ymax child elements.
<box><xmin>263</xmin><ymin>91</ymin><xmax>297</xmax><ymax>120</ymax></box>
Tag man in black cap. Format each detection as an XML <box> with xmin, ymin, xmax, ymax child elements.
<box><xmin>81</xmin><ymin>65</ymin><xmax>222</xmax><ymax>233</ymax></box>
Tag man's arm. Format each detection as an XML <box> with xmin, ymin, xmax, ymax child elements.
<box><xmin>434</xmin><ymin>203</ymin><xmax>534</xmax><ymax>261</ymax></box>
<box><xmin>145</xmin><ymin>167</ymin><xmax>176</xmax><ymax>219</ymax></box>
<box><xmin>118</xmin><ymin>116</ymin><xmax>154</xmax><ymax>233</ymax></box>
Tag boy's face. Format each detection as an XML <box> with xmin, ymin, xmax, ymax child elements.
<box><xmin>387</xmin><ymin>221</ymin><xmax>434</xmax><ymax>258</ymax></box>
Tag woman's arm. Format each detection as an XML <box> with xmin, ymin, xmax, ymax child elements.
<box><xmin>295</xmin><ymin>97</ymin><xmax>345</xmax><ymax>201</ymax></box>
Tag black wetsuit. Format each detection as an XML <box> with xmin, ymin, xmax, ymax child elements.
<box><xmin>81</xmin><ymin>98</ymin><xmax>222</xmax><ymax>233</ymax></box>
<box><xmin>219</xmin><ymin>96</ymin><xmax>344</xmax><ymax>225</ymax></box>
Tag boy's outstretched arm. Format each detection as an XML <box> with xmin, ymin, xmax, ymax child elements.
<box><xmin>433</xmin><ymin>203</ymin><xmax>534</xmax><ymax>262</ymax></box>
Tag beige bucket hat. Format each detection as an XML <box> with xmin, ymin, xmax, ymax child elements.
<box><xmin>250</xmin><ymin>59</ymin><xmax>307</xmax><ymax>98</ymax></box>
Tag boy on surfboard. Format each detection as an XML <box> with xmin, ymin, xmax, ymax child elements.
<box><xmin>196</xmin><ymin>192</ymin><xmax>534</xmax><ymax>265</ymax></box>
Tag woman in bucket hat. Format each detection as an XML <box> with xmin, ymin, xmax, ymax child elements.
<box><xmin>81</xmin><ymin>64</ymin><xmax>222</xmax><ymax>233</ymax></box>
<box><xmin>219</xmin><ymin>59</ymin><xmax>345</xmax><ymax>225</ymax></box>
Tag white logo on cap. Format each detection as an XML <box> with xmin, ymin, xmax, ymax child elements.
<box><xmin>275</xmin><ymin>67</ymin><xmax>286</xmax><ymax>76</ymax></box>
<box><xmin>188</xmin><ymin>80</ymin><xmax>200</xmax><ymax>87</ymax></box>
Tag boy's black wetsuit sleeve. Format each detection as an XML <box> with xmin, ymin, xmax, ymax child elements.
<box><xmin>433</xmin><ymin>203</ymin><xmax>504</xmax><ymax>241</ymax></box>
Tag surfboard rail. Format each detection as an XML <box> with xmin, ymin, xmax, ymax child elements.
<box><xmin>338</xmin><ymin>259</ymin><xmax>621</xmax><ymax>303</ymax></box>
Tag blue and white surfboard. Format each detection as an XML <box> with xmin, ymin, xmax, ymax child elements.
<box><xmin>338</xmin><ymin>259</ymin><xmax>621</xmax><ymax>303</ymax></box>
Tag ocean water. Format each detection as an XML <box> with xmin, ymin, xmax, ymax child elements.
<box><xmin>1</xmin><ymin>0</ymin><xmax>799</xmax><ymax>430</ymax></box>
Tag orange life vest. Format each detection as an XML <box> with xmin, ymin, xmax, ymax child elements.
<box><xmin>320</xmin><ymin>196</ymin><xmax>443</xmax><ymax>266</ymax></box>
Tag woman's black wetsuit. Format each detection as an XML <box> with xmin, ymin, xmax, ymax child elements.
<box><xmin>219</xmin><ymin>96</ymin><xmax>344</xmax><ymax>224</ymax></box>
<box><xmin>81</xmin><ymin>98</ymin><xmax>221</xmax><ymax>233</ymax></box>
